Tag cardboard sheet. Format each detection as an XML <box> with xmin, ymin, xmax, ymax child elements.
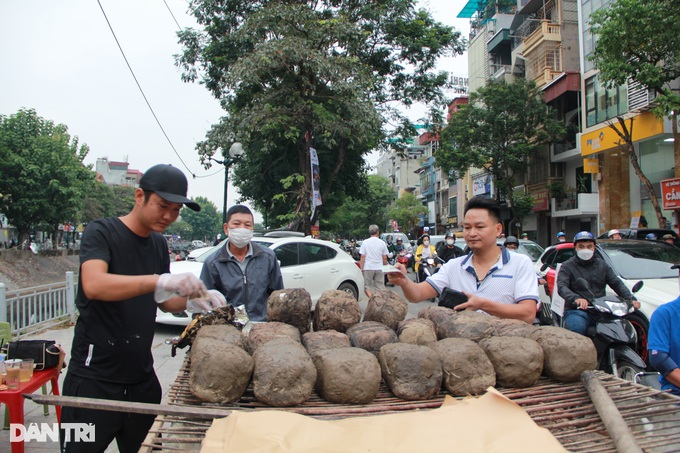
<box><xmin>200</xmin><ymin>388</ymin><xmax>568</xmax><ymax>452</ymax></box>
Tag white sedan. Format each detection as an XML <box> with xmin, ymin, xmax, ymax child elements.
<box><xmin>156</xmin><ymin>236</ymin><xmax>365</xmax><ymax>326</ymax></box>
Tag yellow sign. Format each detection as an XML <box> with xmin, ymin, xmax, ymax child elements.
<box><xmin>583</xmin><ymin>158</ymin><xmax>599</xmax><ymax>174</ymax></box>
<box><xmin>581</xmin><ymin>112</ymin><xmax>664</xmax><ymax>156</ymax></box>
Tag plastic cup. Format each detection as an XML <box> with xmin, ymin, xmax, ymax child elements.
<box><xmin>5</xmin><ymin>359</ymin><xmax>22</xmax><ymax>390</ymax></box>
<box><xmin>20</xmin><ymin>358</ymin><xmax>34</xmax><ymax>382</ymax></box>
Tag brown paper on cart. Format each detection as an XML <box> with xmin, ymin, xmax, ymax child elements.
<box><xmin>201</xmin><ymin>388</ymin><xmax>567</xmax><ymax>453</ymax></box>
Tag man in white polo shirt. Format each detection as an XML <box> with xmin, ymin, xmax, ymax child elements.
<box><xmin>388</xmin><ymin>196</ymin><xmax>538</xmax><ymax>324</ymax></box>
<box><xmin>359</xmin><ymin>224</ymin><xmax>389</xmax><ymax>298</ymax></box>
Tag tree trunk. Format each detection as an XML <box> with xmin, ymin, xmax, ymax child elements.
<box><xmin>609</xmin><ymin>117</ymin><xmax>665</xmax><ymax>228</ymax></box>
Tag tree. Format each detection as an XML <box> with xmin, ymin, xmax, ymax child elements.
<box><xmin>590</xmin><ymin>0</ymin><xmax>680</xmax><ymax>227</ymax></box>
<box><xmin>436</xmin><ymin>79</ymin><xmax>563</xmax><ymax>232</ymax></box>
<box><xmin>110</xmin><ymin>185</ymin><xmax>136</xmax><ymax>217</ymax></box>
<box><xmin>0</xmin><ymin>109</ymin><xmax>93</xmax><ymax>244</ymax></box>
<box><xmin>178</xmin><ymin>0</ymin><xmax>464</xmax><ymax>232</ymax></box>
<box><xmin>179</xmin><ymin>196</ymin><xmax>222</xmax><ymax>242</ymax></box>
<box><xmin>322</xmin><ymin>175</ymin><xmax>395</xmax><ymax>238</ymax></box>
<box><xmin>388</xmin><ymin>192</ymin><xmax>427</xmax><ymax>238</ymax></box>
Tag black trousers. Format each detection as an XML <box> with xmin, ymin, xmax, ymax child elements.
<box><xmin>60</xmin><ymin>372</ymin><xmax>162</xmax><ymax>453</ymax></box>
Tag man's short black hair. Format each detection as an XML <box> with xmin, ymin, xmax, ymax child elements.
<box><xmin>464</xmin><ymin>196</ymin><xmax>501</xmax><ymax>224</ymax></box>
<box><xmin>226</xmin><ymin>204</ymin><xmax>253</xmax><ymax>223</ymax></box>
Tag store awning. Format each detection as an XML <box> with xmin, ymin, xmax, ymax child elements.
<box><xmin>457</xmin><ymin>0</ymin><xmax>485</xmax><ymax>18</ymax></box>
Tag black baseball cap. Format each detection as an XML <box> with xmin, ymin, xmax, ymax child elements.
<box><xmin>139</xmin><ymin>164</ymin><xmax>201</xmax><ymax>211</ymax></box>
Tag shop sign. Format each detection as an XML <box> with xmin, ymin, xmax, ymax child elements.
<box><xmin>660</xmin><ymin>178</ymin><xmax>680</xmax><ymax>210</ymax></box>
<box><xmin>532</xmin><ymin>191</ymin><xmax>549</xmax><ymax>212</ymax></box>
<box><xmin>583</xmin><ymin>158</ymin><xmax>599</xmax><ymax>174</ymax></box>
<box><xmin>447</xmin><ymin>216</ymin><xmax>458</xmax><ymax>225</ymax></box>
<box><xmin>581</xmin><ymin>112</ymin><xmax>663</xmax><ymax>156</ymax></box>
<box><xmin>472</xmin><ymin>174</ymin><xmax>491</xmax><ymax>196</ymax></box>
<box><xmin>310</xmin><ymin>225</ymin><xmax>319</xmax><ymax>238</ymax></box>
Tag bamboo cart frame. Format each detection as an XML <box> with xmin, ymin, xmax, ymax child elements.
<box><xmin>139</xmin><ymin>356</ymin><xmax>680</xmax><ymax>452</ymax></box>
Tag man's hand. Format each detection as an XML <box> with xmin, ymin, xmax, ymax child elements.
<box><xmin>386</xmin><ymin>263</ymin><xmax>409</xmax><ymax>286</ymax></box>
<box><xmin>454</xmin><ymin>292</ymin><xmax>482</xmax><ymax>312</ymax></box>
<box><xmin>574</xmin><ymin>298</ymin><xmax>589</xmax><ymax>310</ymax></box>
<box><xmin>154</xmin><ymin>272</ymin><xmax>206</xmax><ymax>303</ymax></box>
<box><xmin>186</xmin><ymin>289</ymin><xmax>227</xmax><ymax>313</ymax></box>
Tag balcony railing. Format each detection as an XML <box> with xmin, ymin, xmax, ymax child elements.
<box><xmin>551</xmin><ymin>192</ymin><xmax>599</xmax><ymax>216</ymax></box>
<box><xmin>523</xmin><ymin>20</ymin><xmax>561</xmax><ymax>55</ymax></box>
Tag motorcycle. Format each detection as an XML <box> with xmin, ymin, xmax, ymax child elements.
<box><xmin>557</xmin><ymin>278</ymin><xmax>646</xmax><ymax>381</ymax></box>
<box><xmin>416</xmin><ymin>253</ymin><xmax>444</xmax><ymax>283</ymax></box>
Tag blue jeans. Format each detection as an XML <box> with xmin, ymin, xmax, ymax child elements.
<box><xmin>563</xmin><ymin>309</ymin><xmax>595</xmax><ymax>336</ymax></box>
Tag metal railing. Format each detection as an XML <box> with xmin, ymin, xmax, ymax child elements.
<box><xmin>0</xmin><ymin>272</ymin><xmax>76</xmax><ymax>337</ymax></box>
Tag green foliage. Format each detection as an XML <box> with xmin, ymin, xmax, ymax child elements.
<box><xmin>179</xmin><ymin>196</ymin><xmax>222</xmax><ymax>241</ymax></box>
<box><xmin>0</xmin><ymin>109</ymin><xmax>93</xmax><ymax>243</ymax></box>
<box><xmin>80</xmin><ymin>182</ymin><xmax>116</xmax><ymax>223</ymax></box>
<box><xmin>165</xmin><ymin>220</ymin><xmax>192</xmax><ymax>240</ymax></box>
<box><xmin>512</xmin><ymin>193</ymin><xmax>536</xmax><ymax>223</ymax></box>
<box><xmin>110</xmin><ymin>185</ymin><xmax>137</xmax><ymax>217</ymax></box>
<box><xmin>321</xmin><ymin>175</ymin><xmax>395</xmax><ymax>239</ymax></box>
<box><xmin>590</xmin><ymin>0</ymin><xmax>680</xmax><ymax>118</ymax></box>
<box><xmin>178</xmin><ymin>0</ymin><xmax>464</xmax><ymax>231</ymax></box>
<box><xmin>436</xmin><ymin>79</ymin><xmax>564</xmax><ymax>208</ymax></box>
<box><xmin>388</xmin><ymin>192</ymin><xmax>427</xmax><ymax>236</ymax></box>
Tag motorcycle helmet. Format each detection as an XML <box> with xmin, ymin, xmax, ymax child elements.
<box><xmin>607</xmin><ymin>229</ymin><xmax>621</xmax><ymax>238</ymax></box>
<box><xmin>386</xmin><ymin>235</ymin><xmax>393</xmax><ymax>244</ymax></box>
<box><xmin>396</xmin><ymin>237</ymin><xmax>403</xmax><ymax>243</ymax></box>
<box><xmin>573</xmin><ymin>231</ymin><xmax>595</xmax><ymax>243</ymax></box>
<box><xmin>556</xmin><ymin>232</ymin><xmax>566</xmax><ymax>238</ymax></box>
<box><xmin>646</xmin><ymin>233</ymin><xmax>657</xmax><ymax>240</ymax></box>
<box><xmin>503</xmin><ymin>236</ymin><xmax>519</xmax><ymax>248</ymax></box>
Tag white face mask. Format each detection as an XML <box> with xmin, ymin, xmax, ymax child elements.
<box><xmin>576</xmin><ymin>249</ymin><xmax>594</xmax><ymax>261</ymax></box>
<box><xmin>228</xmin><ymin>228</ymin><xmax>253</xmax><ymax>248</ymax></box>
<box><xmin>423</xmin><ymin>241</ymin><xmax>430</xmax><ymax>247</ymax></box>
<box><xmin>446</xmin><ymin>239</ymin><xmax>454</xmax><ymax>246</ymax></box>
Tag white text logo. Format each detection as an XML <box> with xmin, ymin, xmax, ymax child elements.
<box><xmin>10</xmin><ymin>423</ymin><xmax>95</xmax><ymax>443</ymax></box>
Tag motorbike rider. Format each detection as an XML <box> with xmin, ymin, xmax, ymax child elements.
<box><xmin>436</xmin><ymin>231</ymin><xmax>462</xmax><ymax>263</ymax></box>
<box><xmin>385</xmin><ymin>235</ymin><xmax>398</xmax><ymax>264</ymax></box>
<box><xmin>555</xmin><ymin>231</ymin><xmax>567</xmax><ymax>244</ymax></box>
<box><xmin>608</xmin><ymin>229</ymin><xmax>622</xmax><ymax>240</ymax></box>
<box><xmin>503</xmin><ymin>236</ymin><xmax>519</xmax><ymax>251</ymax></box>
<box><xmin>556</xmin><ymin>231</ymin><xmax>640</xmax><ymax>335</ymax></box>
<box><xmin>414</xmin><ymin>233</ymin><xmax>439</xmax><ymax>282</ymax></box>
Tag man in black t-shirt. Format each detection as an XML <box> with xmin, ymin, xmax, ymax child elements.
<box><xmin>61</xmin><ymin>164</ymin><xmax>226</xmax><ymax>453</ymax></box>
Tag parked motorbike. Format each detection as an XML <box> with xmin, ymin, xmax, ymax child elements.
<box><xmin>558</xmin><ymin>278</ymin><xmax>646</xmax><ymax>381</ymax></box>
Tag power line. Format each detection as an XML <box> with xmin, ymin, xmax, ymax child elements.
<box><xmin>96</xmin><ymin>0</ymin><xmax>196</xmax><ymax>176</ymax></box>
<box><xmin>162</xmin><ymin>0</ymin><xmax>182</xmax><ymax>31</ymax></box>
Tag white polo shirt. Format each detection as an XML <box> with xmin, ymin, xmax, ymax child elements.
<box><xmin>427</xmin><ymin>248</ymin><xmax>539</xmax><ymax>307</ymax></box>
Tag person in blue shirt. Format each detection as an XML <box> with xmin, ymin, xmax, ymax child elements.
<box><xmin>648</xmin><ymin>263</ymin><xmax>680</xmax><ymax>396</ymax></box>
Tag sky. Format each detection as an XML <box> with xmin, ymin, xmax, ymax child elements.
<box><xmin>0</xmin><ymin>0</ymin><xmax>470</xmax><ymax>222</ymax></box>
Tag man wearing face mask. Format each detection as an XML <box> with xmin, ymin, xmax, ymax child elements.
<box><xmin>556</xmin><ymin>231</ymin><xmax>640</xmax><ymax>335</ymax></box>
<box><xmin>437</xmin><ymin>231</ymin><xmax>462</xmax><ymax>263</ymax></box>
<box><xmin>200</xmin><ymin>205</ymin><xmax>284</xmax><ymax>321</ymax></box>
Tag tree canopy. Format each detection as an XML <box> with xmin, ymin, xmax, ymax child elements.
<box><xmin>179</xmin><ymin>196</ymin><xmax>222</xmax><ymax>241</ymax></box>
<box><xmin>0</xmin><ymin>109</ymin><xmax>93</xmax><ymax>243</ymax></box>
<box><xmin>387</xmin><ymin>192</ymin><xmax>427</xmax><ymax>237</ymax></box>
<box><xmin>436</xmin><ymin>79</ymin><xmax>563</xmax><ymax>212</ymax></box>
<box><xmin>322</xmin><ymin>175</ymin><xmax>395</xmax><ymax>239</ymax></box>
<box><xmin>177</xmin><ymin>0</ymin><xmax>464</xmax><ymax>232</ymax></box>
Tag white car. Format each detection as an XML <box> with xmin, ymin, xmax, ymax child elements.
<box><xmin>191</xmin><ymin>240</ymin><xmax>206</xmax><ymax>248</ymax></box>
<box><xmin>156</xmin><ymin>236</ymin><xmax>365</xmax><ymax>326</ymax></box>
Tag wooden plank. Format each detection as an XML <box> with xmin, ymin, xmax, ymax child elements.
<box><xmin>581</xmin><ymin>371</ymin><xmax>643</xmax><ymax>453</ymax></box>
<box><xmin>25</xmin><ymin>394</ymin><xmax>232</xmax><ymax>419</ymax></box>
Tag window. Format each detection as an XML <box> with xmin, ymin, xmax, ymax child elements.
<box><xmin>274</xmin><ymin>243</ymin><xmax>299</xmax><ymax>267</ymax></box>
<box><xmin>302</xmin><ymin>243</ymin><xmax>336</xmax><ymax>264</ymax></box>
<box><xmin>585</xmin><ymin>75</ymin><xmax>627</xmax><ymax>128</ymax></box>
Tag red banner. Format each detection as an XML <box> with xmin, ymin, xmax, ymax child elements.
<box><xmin>661</xmin><ymin>178</ymin><xmax>680</xmax><ymax>210</ymax></box>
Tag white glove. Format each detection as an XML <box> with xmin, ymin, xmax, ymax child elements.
<box><xmin>186</xmin><ymin>289</ymin><xmax>227</xmax><ymax>313</ymax></box>
<box><xmin>154</xmin><ymin>273</ymin><xmax>206</xmax><ymax>303</ymax></box>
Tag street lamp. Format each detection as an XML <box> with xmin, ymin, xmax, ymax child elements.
<box><xmin>208</xmin><ymin>142</ymin><xmax>244</xmax><ymax>225</ymax></box>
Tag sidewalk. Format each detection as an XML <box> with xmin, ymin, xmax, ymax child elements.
<box><xmin>1</xmin><ymin>322</ymin><xmax>186</xmax><ymax>452</ymax></box>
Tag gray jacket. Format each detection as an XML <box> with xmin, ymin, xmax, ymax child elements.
<box><xmin>200</xmin><ymin>240</ymin><xmax>284</xmax><ymax>321</ymax></box>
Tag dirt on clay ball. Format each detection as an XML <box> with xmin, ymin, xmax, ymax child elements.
<box><xmin>0</xmin><ymin>249</ymin><xmax>81</xmax><ymax>290</ymax></box>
